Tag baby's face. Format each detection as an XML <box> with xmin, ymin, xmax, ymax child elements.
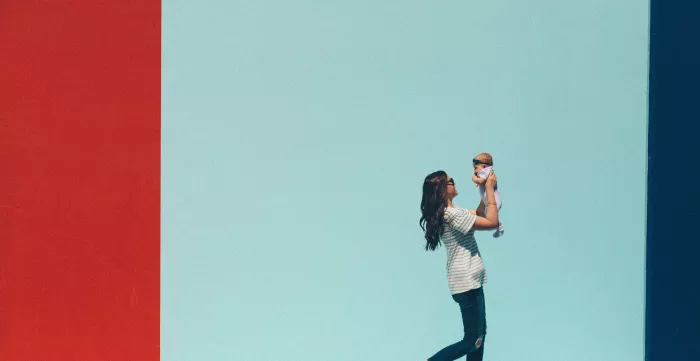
<box><xmin>473</xmin><ymin>162</ymin><xmax>486</xmax><ymax>173</ymax></box>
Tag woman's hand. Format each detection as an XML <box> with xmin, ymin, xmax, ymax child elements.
<box><xmin>485</xmin><ymin>171</ymin><xmax>497</xmax><ymax>190</ymax></box>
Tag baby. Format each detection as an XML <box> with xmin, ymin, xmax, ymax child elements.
<box><xmin>472</xmin><ymin>152</ymin><xmax>504</xmax><ymax>238</ymax></box>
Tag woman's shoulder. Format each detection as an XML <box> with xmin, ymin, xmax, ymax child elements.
<box><xmin>445</xmin><ymin>205</ymin><xmax>467</xmax><ymax>213</ymax></box>
<box><xmin>442</xmin><ymin>206</ymin><xmax>477</xmax><ymax>235</ymax></box>
<box><xmin>444</xmin><ymin>206</ymin><xmax>468</xmax><ymax>219</ymax></box>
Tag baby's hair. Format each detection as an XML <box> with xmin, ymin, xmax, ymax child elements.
<box><xmin>474</xmin><ymin>152</ymin><xmax>494</xmax><ymax>166</ymax></box>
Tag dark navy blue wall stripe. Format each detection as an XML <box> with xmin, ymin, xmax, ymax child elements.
<box><xmin>646</xmin><ymin>1</ymin><xmax>700</xmax><ymax>360</ymax></box>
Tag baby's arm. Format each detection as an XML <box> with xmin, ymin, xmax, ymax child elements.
<box><xmin>472</xmin><ymin>173</ymin><xmax>487</xmax><ymax>185</ymax></box>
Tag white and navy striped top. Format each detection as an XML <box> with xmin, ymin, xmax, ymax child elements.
<box><xmin>442</xmin><ymin>206</ymin><xmax>487</xmax><ymax>294</ymax></box>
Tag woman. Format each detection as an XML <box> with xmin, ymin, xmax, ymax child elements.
<box><xmin>419</xmin><ymin>170</ymin><xmax>500</xmax><ymax>361</ymax></box>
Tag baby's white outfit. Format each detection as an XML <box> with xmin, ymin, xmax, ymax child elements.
<box><xmin>476</xmin><ymin>166</ymin><xmax>504</xmax><ymax>238</ymax></box>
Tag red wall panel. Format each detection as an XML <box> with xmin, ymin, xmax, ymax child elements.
<box><xmin>1</xmin><ymin>1</ymin><xmax>160</xmax><ymax>359</ymax></box>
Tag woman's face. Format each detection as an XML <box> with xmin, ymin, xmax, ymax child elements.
<box><xmin>445</xmin><ymin>173</ymin><xmax>458</xmax><ymax>199</ymax></box>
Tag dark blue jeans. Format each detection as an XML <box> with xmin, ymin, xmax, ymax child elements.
<box><xmin>428</xmin><ymin>287</ymin><xmax>487</xmax><ymax>361</ymax></box>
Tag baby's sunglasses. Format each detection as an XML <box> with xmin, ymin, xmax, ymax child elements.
<box><xmin>472</xmin><ymin>158</ymin><xmax>492</xmax><ymax>166</ymax></box>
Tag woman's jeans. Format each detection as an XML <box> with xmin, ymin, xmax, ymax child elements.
<box><xmin>428</xmin><ymin>287</ymin><xmax>487</xmax><ymax>361</ymax></box>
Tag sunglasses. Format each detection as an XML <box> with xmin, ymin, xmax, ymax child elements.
<box><xmin>472</xmin><ymin>158</ymin><xmax>492</xmax><ymax>166</ymax></box>
<box><xmin>447</xmin><ymin>178</ymin><xmax>455</xmax><ymax>186</ymax></box>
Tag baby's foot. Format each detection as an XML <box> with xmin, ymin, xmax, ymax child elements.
<box><xmin>493</xmin><ymin>222</ymin><xmax>504</xmax><ymax>238</ymax></box>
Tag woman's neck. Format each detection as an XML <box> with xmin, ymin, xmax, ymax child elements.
<box><xmin>447</xmin><ymin>199</ymin><xmax>454</xmax><ymax>208</ymax></box>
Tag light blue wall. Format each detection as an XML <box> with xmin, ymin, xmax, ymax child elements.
<box><xmin>163</xmin><ymin>1</ymin><xmax>649</xmax><ymax>360</ymax></box>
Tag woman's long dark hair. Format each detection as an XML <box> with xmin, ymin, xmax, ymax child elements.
<box><xmin>420</xmin><ymin>171</ymin><xmax>449</xmax><ymax>251</ymax></box>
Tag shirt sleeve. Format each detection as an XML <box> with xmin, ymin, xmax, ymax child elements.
<box><xmin>444</xmin><ymin>207</ymin><xmax>477</xmax><ymax>235</ymax></box>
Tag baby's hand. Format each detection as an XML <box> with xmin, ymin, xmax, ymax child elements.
<box><xmin>472</xmin><ymin>173</ymin><xmax>486</xmax><ymax>186</ymax></box>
